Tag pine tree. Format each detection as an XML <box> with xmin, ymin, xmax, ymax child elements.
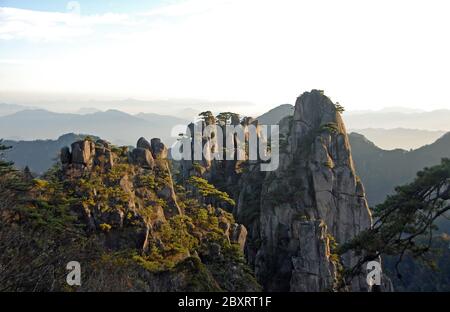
<box><xmin>341</xmin><ymin>158</ymin><xmax>450</xmax><ymax>281</ymax></box>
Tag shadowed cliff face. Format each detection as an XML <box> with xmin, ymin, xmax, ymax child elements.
<box><xmin>237</xmin><ymin>90</ymin><xmax>374</xmax><ymax>291</ymax></box>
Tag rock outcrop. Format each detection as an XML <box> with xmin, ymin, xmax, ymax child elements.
<box><xmin>60</xmin><ymin>137</ymin><xmax>182</xmax><ymax>242</ymax></box>
<box><xmin>236</xmin><ymin>90</ymin><xmax>378</xmax><ymax>291</ymax></box>
<box><xmin>130</xmin><ymin>147</ymin><xmax>155</xmax><ymax>169</ymax></box>
<box><xmin>137</xmin><ymin>137</ymin><xmax>153</xmax><ymax>151</ymax></box>
<box><xmin>230</xmin><ymin>224</ymin><xmax>248</xmax><ymax>252</ymax></box>
<box><xmin>151</xmin><ymin>138</ymin><xmax>168</xmax><ymax>159</ymax></box>
<box><xmin>61</xmin><ymin>138</ymin><xmax>115</xmax><ymax>173</ymax></box>
<box><xmin>0</xmin><ymin>133</ymin><xmax>261</xmax><ymax>292</ymax></box>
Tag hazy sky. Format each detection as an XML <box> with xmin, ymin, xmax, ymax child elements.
<box><xmin>1</xmin><ymin>0</ymin><xmax>450</xmax><ymax>115</ymax></box>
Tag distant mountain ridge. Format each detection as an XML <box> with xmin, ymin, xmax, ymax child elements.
<box><xmin>257</xmin><ymin>104</ymin><xmax>450</xmax><ymax>131</ymax></box>
<box><xmin>256</xmin><ymin>104</ymin><xmax>294</xmax><ymax>125</ymax></box>
<box><xmin>0</xmin><ymin>109</ymin><xmax>189</xmax><ymax>146</ymax></box>
<box><xmin>0</xmin><ymin>103</ymin><xmax>33</xmax><ymax>116</ymax></box>
<box><xmin>349</xmin><ymin>132</ymin><xmax>450</xmax><ymax>206</ymax></box>
<box><xmin>1</xmin><ymin>133</ymin><xmax>98</xmax><ymax>175</ymax></box>
<box><xmin>256</xmin><ymin>103</ymin><xmax>450</xmax><ymax>206</ymax></box>
<box><xmin>257</xmin><ymin>104</ymin><xmax>450</xmax><ymax>149</ymax></box>
<box><xmin>348</xmin><ymin>128</ymin><xmax>446</xmax><ymax>150</ymax></box>
<box><xmin>344</xmin><ymin>109</ymin><xmax>450</xmax><ymax>131</ymax></box>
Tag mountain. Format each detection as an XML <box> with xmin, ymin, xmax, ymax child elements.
<box><xmin>256</xmin><ymin>104</ymin><xmax>294</xmax><ymax>125</ymax></box>
<box><xmin>179</xmin><ymin>90</ymin><xmax>388</xmax><ymax>291</ymax></box>
<box><xmin>348</xmin><ymin>128</ymin><xmax>446</xmax><ymax>150</ymax></box>
<box><xmin>349</xmin><ymin>132</ymin><xmax>450</xmax><ymax>206</ymax></box>
<box><xmin>343</xmin><ymin>110</ymin><xmax>450</xmax><ymax>131</ymax></box>
<box><xmin>76</xmin><ymin>107</ymin><xmax>101</xmax><ymax>114</ymax></box>
<box><xmin>256</xmin><ymin>104</ymin><xmax>449</xmax><ymax>149</ymax></box>
<box><xmin>3</xmin><ymin>92</ymin><xmax>447</xmax><ymax>292</ymax></box>
<box><xmin>176</xmin><ymin>107</ymin><xmax>201</xmax><ymax>120</ymax></box>
<box><xmin>1</xmin><ymin>133</ymin><xmax>98</xmax><ymax>175</ymax></box>
<box><xmin>135</xmin><ymin>112</ymin><xmax>188</xmax><ymax>125</ymax></box>
<box><xmin>0</xmin><ymin>109</ymin><xmax>188</xmax><ymax>147</ymax></box>
<box><xmin>0</xmin><ymin>103</ymin><xmax>31</xmax><ymax>116</ymax></box>
<box><xmin>5</xmin><ymin>104</ymin><xmax>447</xmax><ymax>206</ymax></box>
<box><xmin>244</xmin><ymin>90</ymin><xmax>377</xmax><ymax>291</ymax></box>
<box><xmin>0</xmin><ymin>136</ymin><xmax>260</xmax><ymax>291</ymax></box>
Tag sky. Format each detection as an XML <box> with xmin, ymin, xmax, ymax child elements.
<box><xmin>1</xmin><ymin>0</ymin><xmax>450</xmax><ymax>116</ymax></box>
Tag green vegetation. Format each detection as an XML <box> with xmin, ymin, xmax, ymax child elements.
<box><xmin>324</xmin><ymin>157</ymin><xmax>335</xmax><ymax>169</ymax></box>
<box><xmin>341</xmin><ymin>158</ymin><xmax>450</xmax><ymax>284</ymax></box>
<box><xmin>320</xmin><ymin>122</ymin><xmax>340</xmax><ymax>135</ymax></box>
<box><xmin>187</xmin><ymin>176</ymin><xmax>236</xmax><ymax>207</ymax></box>
<box><xmin>198</xmin><ymin>111</ymin><xmax>215</xmax><ymax>124</ymax></box>
<box><xmin>0</xmin><ymin>140</ymin><xmax>258</xmax><ymax>292</ymax></box>
<box><xmin>335</xmin><ymin>102</ymin><xmax>345</xmax><ymax>113</ymax></box>
<box><xmin>383</xmin><ymin>235</ymin><xmax>450</xmax><ymax>291</ymax></box>
<box><xmin>216</xmin><ymin>112</ymin><xmax>240</xmax><ymax>125</ymax></box>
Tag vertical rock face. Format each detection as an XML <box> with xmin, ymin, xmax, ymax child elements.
<box><xmin>131</xmin><ymin>137</ymin><xmax>182</xmax><ymax>217</ymax></box>
<box><xmin>71</xmin><ymin>140</ymin><xmax>96</xmax><ymax>166</ymax></box>
<box><xmin>237</xmin><ymin>90</ymin><xmax>373</xmax><ymax>291</ymax></box>
<box><xmin>289</xmin><ymin>220</ymin><xmax>337</xmax><ymax>292</ymax></box>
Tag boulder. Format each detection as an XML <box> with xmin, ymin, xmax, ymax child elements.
<box><xmin>231</xmin><ymin>224</ymin><xmax>247</xmax><ymax>252</ymax></box>
<box><xmin>130</xmin><ymin>148</ymin><xmax>155</xmax><ymax>169</ymax></box>
<box><xmin>137</xmin><ymin>137</ymin><xmax>153</xmax><ymax>151</ymax></box>
<box><xmin>60</xmin><ymin>146</ymin><xmax>71</xmax><ymax>164</ymax></box>
<box><xmin>71</xmin><ymin>140</ymin><xmax>95</xmax><ymax>165</ymax></box>
<box><xmin>151</xmin><ymin>138</ymin><xmax>168</xmax><ymax>159</ymax></box>
<box><xmin>94</xmin><ymin>140</ymin><xmax>114</xmax><ymax>170</ymax></box>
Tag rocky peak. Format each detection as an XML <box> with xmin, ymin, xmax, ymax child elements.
<box><xmin>293</xmin><ymin>89</ymin><xmax>339</xmax><ymax>128</ymax></box>
<box><xmin>71</xmin><ymin>139</ymin><xmax>96</xmax><ymax>166</ymax></box>
<box><xmin>236</xmin><ymin>90</ymin><xmax>379</xmax><ymax>291</ymax></box>
<box><xmin>151</xmin><ymin>138</ymin><xmax>168</xmax><ymax>160</ymax></box>
<box><xmin>61</xmin><ymin>138</ymin><xmax>114</xmax><ymax>172</ymax></box>
<box><xmin>137</xmin><ymin>137</ymin><xmax>153</xmax><ymax>151</ymax></box>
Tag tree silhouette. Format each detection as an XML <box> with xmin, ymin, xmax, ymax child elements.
<box><xmin>341</xmin><ymin>158</ymin><xmax>450</xmax><ymax>283</ymax></box>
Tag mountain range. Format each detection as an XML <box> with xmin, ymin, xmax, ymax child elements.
<box><xmin>0</xmin><ymin>109</ymin><xmax>188</xmax><ymax>146</ymax></box>
<box><xmin>0</xmin><ymin>103</ymin><xmax>33</xmax><ymax>116</ymax></box>
<box><xmin>2</xmin><ymin>103</ymin><xmax>449</xmax><ymax>151</ymax></box>
<box><xmin>1</xmin><ymin>133</ymin><xmax>97</xmax><ymax>175</ymax></box>
<box><xmin>348</xmin><ymin>128</ymin><xmax>446</xmax><ymax>150</ymax></box>
<box><xmin>1</xmin><ymin>90</ymin><xmax>449</xmax><ymax>292</ymax></box>
<box><xmin>257</xmin><ymin>104</ymin><xmax>450</xmax><ymax>150</ymax></box>
<box><xmin>255</xmin><ymin>103</ymin><xmax>450</xmax><ymax>206</ymax></box>
<box><xmin>258</xmin><ymin>104</ymin><xmax>450</xmax><ymax>130</ymax></box>
<box><xmin>348</xmin><ymin>132</ymin><xmax>450</xmax><ymax>206</ymax></box>
<box><xmin>344</xmin><ymin>109</ymin><xmax>450</xmax><ymax>131</ymax></box>
<box><xmin>2</xmin><ymin>104</ymin><xmax>450</xmax><ymax>206</ymax></box>
<box><xmin>5</xmin><ymin>129</ymin><xmax>449</xmax><ymax>209</ymax></box>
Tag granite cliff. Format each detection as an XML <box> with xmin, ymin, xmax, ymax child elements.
<box><xmin>180</xmin><ymin>90</ymin><xmax>390</xmax><ymax>291</ymax></box>
<box><xmin>237</xmin><ymin>90</ymin><xmax>374</xmax><ymax>291</ymax></box>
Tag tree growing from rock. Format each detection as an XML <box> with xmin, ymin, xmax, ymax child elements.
<box><xmin>341</xmin><ymin>158</ymin><xmax>450</xmax><ymax>282</ymax></box>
